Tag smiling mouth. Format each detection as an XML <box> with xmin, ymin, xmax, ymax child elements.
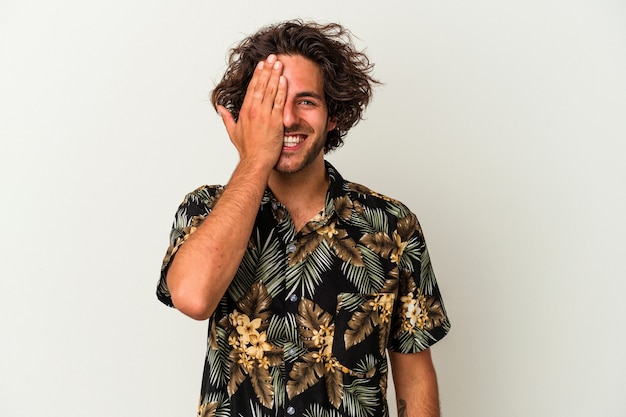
<box><xmin>283</xmin><ymin>135</ymin><xmax>305</xmax><ymax>148</ymax></box>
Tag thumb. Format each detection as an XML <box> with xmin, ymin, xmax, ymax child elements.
<box><xmin>216</xmin><ymin>105</ymin><xmax>236</xmax><ymax>139</ymax></box>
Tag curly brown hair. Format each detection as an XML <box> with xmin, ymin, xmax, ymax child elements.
<box><xmin>211</xmin><ymin>19</ymin><xmax>380</xmax><ymax>153</ymax></box>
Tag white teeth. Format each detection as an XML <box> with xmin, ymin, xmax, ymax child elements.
<box><xmin>283</xmin><ymin>136</ymin><xmax>304</xmax><ymax>147</ymax></box>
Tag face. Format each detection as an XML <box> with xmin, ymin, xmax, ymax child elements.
<box><xmin>274</xmin><ymin>54</ymin><xmax>336</xmax><ymax>174</ymax></box>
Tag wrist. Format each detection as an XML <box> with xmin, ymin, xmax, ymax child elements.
<box><xmin>238</xmin><ymin>154</ymin><xmax>276</xmax><ymax>173</ymax></box>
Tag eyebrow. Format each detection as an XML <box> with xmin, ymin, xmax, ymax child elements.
<box><xmin>294</xmin><ymin>91</ymin><xmax>324</xmax><ymax>101</ymax></box>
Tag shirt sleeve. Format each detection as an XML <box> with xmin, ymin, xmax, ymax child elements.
<box><xmin>156</xmin><ymin>185</ymin><xmax>222</xmax><ymax>308</ymax></box>
<box><xmin>387</xmin><ymin>214</ymin><xmax>451</xmax><ymax>353</ymax></box>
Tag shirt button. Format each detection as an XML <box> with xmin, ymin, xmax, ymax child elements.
<box><xmin>288</xmin><ymin>294</ymin><xmax>298</xmax><ymax>303</ymax></box>
<box><xmin>287</xmin><ymin>406</ymin><xmax>296</xmax><ymax>415</ymax></box>
<box><xmin>288</xmin><ymin>348</ymin><xmax>296</xmax><ymax>356</ymax></box>
<box><xmin>287</xmin><ymin>243</ymin><xmax>296</xmax><ymax>253</ymax></box>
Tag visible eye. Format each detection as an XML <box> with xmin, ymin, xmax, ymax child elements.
<box><xmin>298</xmin><ymin>99</ymin><xmax>316</xmax><ymax>106</ymax></box>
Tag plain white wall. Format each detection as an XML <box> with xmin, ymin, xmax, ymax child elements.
<box><xmin>1</xmin><ymin>1</ymin><xmax>625</xmax><ymax>416</ymax></box>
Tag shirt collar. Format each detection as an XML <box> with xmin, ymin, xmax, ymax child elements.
<box><xmin>325</xmin><ymin>160</ymin><xmax>345</xmax><ymax>197</ymax></box>
<box><xmin>260</xmin><ymin>160</ymin><xmax>347</xmax><ymax>217</ymax></box>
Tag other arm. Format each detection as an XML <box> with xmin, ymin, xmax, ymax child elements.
<box><xmin>389</xmin><ymin>349</ymin><xmax>440</xmax><ymax>417</ymax></box>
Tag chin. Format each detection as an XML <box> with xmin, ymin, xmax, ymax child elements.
<box><xmin>273</xmin><ymin>163</ymin><xmax>304</xmax><ymax>174</ymax></box>
<box><xmin>274</xmin><ymin>146</ymin><xmax>324</xmax><ymax>174</ymax></box>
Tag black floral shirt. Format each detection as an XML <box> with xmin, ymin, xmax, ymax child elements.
<box><xmin>157</xmin><ymin>162</ymin><xmax>450</xmax><ymax>417</ymax></box>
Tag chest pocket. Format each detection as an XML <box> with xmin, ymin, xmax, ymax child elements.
<box><xmin>332</xmin><ymin>292</ymin><xmax>396</xmax><ymax>371</ymax></box>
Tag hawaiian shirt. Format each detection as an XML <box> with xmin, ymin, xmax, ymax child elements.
<box><xmin>157</xmin><ymin>161</ymin><xmax>450</xmax><ymax>417</ymax></box>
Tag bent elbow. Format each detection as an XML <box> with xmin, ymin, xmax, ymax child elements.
<box><xmin>167</xmin><ymin>273</ymin><xmax>215</xmax><ymax>321</ymax></box>
<box><xmin>182</xmin><ymin>308</ymin><xmax>213</xmax><ymax>321</ymax></box>
<box><xmin>171</xmin><ymin>293</ymin><xmax>214</xmax><ymax>321</ymax></box>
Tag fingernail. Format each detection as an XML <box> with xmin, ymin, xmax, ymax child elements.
<box><xmin>267</xmin><ymin>54</ymin><xmax>276</xmax><ymax>63</ymax></box>
<box><xmin>257</xmin><ymin>61</ymin><xmax>264</xmax><ymax>70</ymax></box>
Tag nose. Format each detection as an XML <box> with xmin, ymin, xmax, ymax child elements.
<box><xmin>282</xmin><ymin>101</ymin><xmax>299</xmax><ymax>129</ymax></box>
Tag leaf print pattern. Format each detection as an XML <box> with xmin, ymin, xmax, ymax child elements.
<box><xmin>197</xmin><ymin>392</ymin><xmax>229</xmax><ymax>417</ymax></box>
<box><xmin>157</xmin><ymin>162</ymin><xmax>450</xmax><ymax>417</ymax></box>
<box><xmin>344</xmin><ymin>290</ymin><xmax>397</xmax><ymax>355</ymax></box>
<box><xmin>161</xmin><ymin>214</ymin><xmax>205</xmax><ymax>271</ymax></box>
<box><xmin>393</xmin><ymin>269</ymin><xmax>447</xmax><ymax>335</ymax></box>
<box><xmin>290</xmin><ymin>221</ymin><xmax>364</xmax><ymax>267</ymax></box>
<box><xmin>197</xmin><ymin>400</ymin><xmax>218</xmax><ymax>417</ymax></box>
<box><xmin>333</xmin><ymin>195</ymin><xmax>354</xmax><ymax>221</ymax></box>
<box><xmin>423</xmin><ymin>296</ymin><xmax>447</xmax><ymax>330</ymax></box>
<box><xmin>218</xmin><ymin>282</ymin><xmax>282</xmax><ymax>409</ymax></box>
<box><xmin>359</xmin><ymin>232</ymin><xmax>396</xmax><ymax>261</ymax></box>
<box><xmin>288</xmin><ymin>299</ymin><xmax>345</xmax><ymax>408</ymax></box>
<box><xmin>359</xmin><ymin>213</ymin><xmax>418</xmax><ymax>267</ymax></box>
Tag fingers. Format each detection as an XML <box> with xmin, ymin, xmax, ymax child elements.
<box><xmin>219</xmin><ymin>55</ymin><xmax>287</xmax><ymax>163</ymax></box>
<box><xmin>261</xmin><ymin>57</ymin><xmax>283</xmax><ymax>106</ymax></box>
<box><xmin>241</xmin><ymin>55</ymin><xmax>285</xmax><ymax>115</ymax></box>
<box><xmin>272</xmin><ymin>75</ymin><xmax>287</xmax><ymax>115</ymax></box>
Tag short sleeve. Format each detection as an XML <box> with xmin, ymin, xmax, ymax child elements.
<box><xmin>156</xmin><ymin>185</ymin><xmax>224</xmax><ymax>307</ymax></box>
<box><xmin>387</xmin><ymin>216</ymin><xmax>450</xmax><ymax>353</ymax></box>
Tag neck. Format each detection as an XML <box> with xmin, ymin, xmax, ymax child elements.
<box><xmin>268</xmin><ymin>159</ymin><xmax>328</xmax><ymax>230</ymax></box>
<box><xmin>269</xmin><ymin>158</ymin><xmax>327</xmax><ymax>205</ymax></box>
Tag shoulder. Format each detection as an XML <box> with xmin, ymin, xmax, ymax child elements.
<box><xmin>170</xmin><ymin>185</ymin><xmax>225</xmax><ymax>223</ymax></box>
<box><xmin>342</xmin><ymin>180</ymin><xmax>412</xmax><ymax>217</ymax></box>
<box><xmin>180</xmin><ymin>184</ymin><xmax>225</xmax><ymax>209</ymax></box>
<box><xmin>326</xmin><ymin>161</ymin><xmax>416</xmax><ymax>224</ymax></box>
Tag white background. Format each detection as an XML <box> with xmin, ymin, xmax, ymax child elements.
<box><xmin>1</xmin><ymin>1</ymin><xmax>625</xmax><ymax>416</ymax></box>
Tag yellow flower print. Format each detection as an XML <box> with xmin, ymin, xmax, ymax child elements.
<box><xmin>390</xmin><ymin>232</ymin><xmax>408</xmax><ymax>265</ymax></box>
<box><xmin>229</xmin><ymin>310</ymin><xmax>245</xmax><ymax>327</ymax></box>
<box><xmin>235</xmin><ymin>315</ymin><xmax>262</xmax><ymax>344</ymax></box>
<box><xmin>237</xmin><ymin>351</ymin><xmax>254</xmax><ymax>372</ymax></box>
<box><xmin>258</xmin><ymin>356</ymin><xmax>271</xmax><ymax>370</ymax></box>
<box><xmin>245</xmin><ymin>332</ymin><xmax>272</xmax><ymax>360</ymax></box>
<box><xmin>228</xmin><ymin>335</ymin><xmax>241</xmax><ymax>349</ymax></box>
<box><xmin>369</xmin><ymin>293</ymin><xmax>394</xmax><ymax>311</ymax></box>
<box><xmin>290</xmin><ymin>219</ymin><xmax>364</xmax><ymax>267</ymax></box>
<box><xmin>310</xmin><ymin>322</ymin><xmax>335</xmax><ymax>364</ymax></box>
<box><xmin>379</xmin><ymin>308</ymin><xmax>392</xmax><ymax>325</ymax></box>
<box><xmin>400</xmin><ymin>292</ymin><xmax>428</xmax><ymax>333</ymax></box>
<box><xmin>311</xmin><ymin>323</ymin><xmax>334</xmax><ymax>349</ymax></box>
<box><xmin>325</xmin><ymin>357</ymin><xmax>342</xmax><ymax>374</ymax></box>
<box><xmin>218</xmin><ymin>282</ymin><xmax>280</xmax><ymax>409</ymax></box>
<box><xmin>227</xmin><ymin>309</ymin><xmax>274</xmax><ymax>369</ymax></box>
<box><xmin>369</xmin><ymin>293</ymin><xmax>395</xmax><ymax>325</ymax></box>
<box><xmin>344</xmin><ymin>290</ymin><xmax>397</xmax><ymax>355</ymax></box>
<box><xmin>316</xmin><ymin>222</ymin><xmax>339</xmax><ymax>239</ymax></box>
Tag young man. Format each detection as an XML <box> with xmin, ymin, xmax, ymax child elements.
<box><xmin>157</xmin><ymin>20</ymin><xmax>450</xmax><ymax>417</ymax></box>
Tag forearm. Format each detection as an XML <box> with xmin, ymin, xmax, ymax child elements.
<box><xmin>395</xmin><ymin>380</ymin><xmax>439</xmax><ymax>417</ymax></box>
<box><xmin>390</xmin><ymin>350</ymin><xmax>440</xmax><ymax>417</ymax></box>
<box><xmin>166</xmin><ymin>158</ymin><xmax>273</xmax><ymax>320</ymax></box>
<box><xmin>167</xmin><ymin>54</ymin><xmax>286</xmax><ymax>320</ymax></box>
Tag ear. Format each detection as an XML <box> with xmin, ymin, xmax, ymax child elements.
<box><xmin>327</xmin><ymin>117</ymin><xmax>338</xmax><ymax>132</ymax></box>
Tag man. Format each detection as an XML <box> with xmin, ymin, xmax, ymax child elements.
<box><xmin>157</xmin><ymin>20</ymin><xmax>450</xmax><ymax>417</ymax></box>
